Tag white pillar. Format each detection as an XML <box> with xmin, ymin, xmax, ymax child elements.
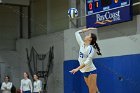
<box><xmin>22</xmin><ymin>7</ymin><xmax>29</xmax><ymax>38</ymax></box>
<box><xmin>137</xmin><ymin>15</ymin><xmax>140</xmax><ymax>34</ymax></box>
<box><xmin>80</xmin><ymin>0</ymin><xmax>86</xmax><ymax>26</ymax></box>
<box><xmin>69</xmin><ymin>0</ymin><xmax>76</xmax><ymax>28</ymax></box>
<box><xmin>47</xmin><ymin>0</ymin><xmax>51</xmax><ymax>33</ymax></box>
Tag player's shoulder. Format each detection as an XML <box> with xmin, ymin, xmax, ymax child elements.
<box><xmin>88</xmin><ymin>45</ymin><xmax>94</xmax><ymax>49</ymax></box>
<box><xmin>28</xmin><ymin>79</ymin><xmax>32</xmax><ymax>82</ymax></box>
<box><xmin>2</xmin><ymin>82</ymin><xmax>5</xmax><ymax>85</ymax></box>
<box><xmin>21</xmin><ymin>79</ymin><xmax>24</xmax><ymax>81</ymax></box>
<box><xmin>21</xmin><ymin>79</ymin><xmax>31</xmax><ymax>81</ymax></box>
<box><xmin>88</xmin><ymin>45</ymin><xmax>94</xmax><ymax>53</ymax></box>
<box><xmin>21</xmin><ymin>79</ymin><xmax>26</xmax><ymax>81</ymax></box>
<box><xmin>37</xmin><ymin>80</ymin><xmax>41</xmax><ymax>83</ymax></box>
<box><xmin>80</xmin><ymin>42</ymin><xmax>84</xmax><ymax>46</ymax></box>
<box><xmin>8</xmin><ymin>82</ymin><xmax>12</xmax><ymax>85</ymax></box>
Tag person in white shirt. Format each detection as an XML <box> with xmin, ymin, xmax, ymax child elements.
<box><xmin>70</xmin><ymin>28</ymin><xmax>101</xmax><ymax>93</ymax></box>
<box><xmin>20</xmin><ymin>72</ymin><xmax>33</xmax><ymax>93</ymax></box>
<box><xmin>1</xmin><ymin>76</ymin><xmax>12</xmax><ymax>93</ymax></box>
<box><xmin>33</xmin><ymin>74</ymin><xmax>42</xmax><ymax>93</ymax></box>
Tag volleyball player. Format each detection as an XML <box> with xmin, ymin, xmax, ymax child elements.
<box><xmin>20</xmin><ymin>72</ymin><xmax>32</xmax><ymax>93</ymax></box>
<box><xmin>33</xmin><ymin>74</ymin><xmax>42</xmax><ymax>93</ymax></box>
<box><xmin>70</xmin><ymin>28</ymin><xmax>101</xmax><ymax>93</ymax></box>
<box><xmin>1</xmin><ymin>76</ymin><xmax>12</xmax><ymax>93</ymax></box>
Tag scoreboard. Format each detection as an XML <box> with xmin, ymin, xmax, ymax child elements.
<box><xmin>86</xmin><ymin>0</ymin><xmax>132</xmax><ymax>28</ymax></box>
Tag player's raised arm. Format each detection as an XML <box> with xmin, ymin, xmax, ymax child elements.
<box><xmin>75</xmin><ymin>28</ymin><xmax>97</xmax><ymax>46</ymax></box>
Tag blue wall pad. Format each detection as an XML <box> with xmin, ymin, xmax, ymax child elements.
<box><xmin>64</xmin><ymin>54</ymin><xmax>140</xmax><ymax>93</ymax></box>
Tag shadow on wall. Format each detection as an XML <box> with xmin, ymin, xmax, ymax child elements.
<box><xmin>26</xmin><ymin>46</ymin><xmax>54</xmax><ymax>92</ymax></box>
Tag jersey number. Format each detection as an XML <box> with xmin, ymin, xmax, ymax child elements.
<box><xmin>80</xmin><ymin>52</ymin><xmax>84</xmax><ymax>58</ymax></box>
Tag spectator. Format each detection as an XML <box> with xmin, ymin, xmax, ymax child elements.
<box><xmin>1</xmin><ymin>76</ymin><xmax>12</xmax><ymax>93</ymax></box>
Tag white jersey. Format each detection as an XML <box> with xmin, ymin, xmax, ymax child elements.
<box><xmin>75</xmin><ymin>30</ymin><xmax>96</xmax><ymax>73</ymax></box>
<box><xmin>20</xmin><ymin>79</ymin><xmax>32</xmax><ymax>92</ymax></box>
<box><xmin>33</xmin><ymin>80</ymin><xmax>42</xmax><ymax>92</ymax></box>
<box><xmin>1</xmin><ymin>82</ymin><xmax>12</xmax><ymax>93</ymax></box>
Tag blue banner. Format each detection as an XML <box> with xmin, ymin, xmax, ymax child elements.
<box><xmin>86</xmin><ymin>0</ymin><xmax>132</xmax><ymax>28</ymax></box>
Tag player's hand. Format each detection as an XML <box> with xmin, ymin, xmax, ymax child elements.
<box><xmin>88</xmin><ymin>27</ymin><xmax>97</xmax><ymax>30</ymax></box>
<box><xmin>69</xmin><ymin>68</ymin><xmax>79</xmax><ymax>74</ymax></box>
<box><xmin>82</xmin><ymin>28</ymin><xmax>89</xmax><ymax>32</ymax></box>
<box><xmin>82</xmin><ymin>27</ymin><xmax>97</xmax><ymax>32</ymax></box>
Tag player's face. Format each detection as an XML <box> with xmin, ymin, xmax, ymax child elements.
<box><xmin>33</xmin><ymin>75</ymin><xmax>38</xmax><ymax>80</ymax></box>
<box><xmin>84</xmin><ymin>33</ymin><xmax>92</xmax><ymax>42</ymax></box>
<box><xmin>5</xmin><ymin>77</ymin><xmax>9</xmax><ymax>82</ymax></box>
<box><xmin>24</xmin><ymin>72</ymin><xmax>28</xmax><ymax>78</ymax></box>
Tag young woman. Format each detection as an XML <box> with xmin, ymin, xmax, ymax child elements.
<box><xmin>1</xmin><ymin>76</ymin><xmax>12</xmax><ymax>93</ymax></box>
<box><xmin>20</xmin><ymin>72</ymin><xmax>33</xmax><ymax>93</ymax></box>
<box><xmin>33</xmin><ymin>74</ymin><xmax>42</xmax><ymax>93</ymax></box>
<box><xmin>70</xmin><ymin>28</ymin><xmax>101</xmax><ymax>93</ymax></box>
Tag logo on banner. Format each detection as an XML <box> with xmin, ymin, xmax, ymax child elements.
<box><xmin>95</xmin><ymin>10</ymin><xmax>121</xmax><ymax>24</ymax></box>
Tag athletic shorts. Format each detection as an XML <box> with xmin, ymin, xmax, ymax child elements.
<box><xmin>23</xmin><ymin>91</ymin><xmax>31</xmax><ymax>93</ymax></box>
<box><xmin>83</xmin><ymin>70</ymin><xmax>97</xmax><ymax>78</ymax></box>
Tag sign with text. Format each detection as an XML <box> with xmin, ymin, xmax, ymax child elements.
<box><xmin>86</xmin><ymin>0</ymin><xmax>132</xmax><ymax>28</ymax></box>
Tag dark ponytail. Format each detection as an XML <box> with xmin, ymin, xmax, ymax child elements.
<box><xmin>93</xmin><ymin>42</ymin><xmax>102</xmax><ymax>55</ymax></box>
<box><xmin>90</xmin><ymin>33</ymin><xmax>102</xmax><ymax>55</ymax></box>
